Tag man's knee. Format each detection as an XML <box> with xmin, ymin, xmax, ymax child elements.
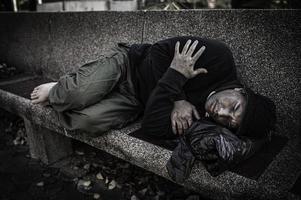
<box><xmin>74</xmin><ymin>115</ymin><xmax>110</xmax><ymax>134</ymax></box>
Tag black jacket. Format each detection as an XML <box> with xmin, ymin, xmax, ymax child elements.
<box><xmin>129</xmin><ymin>36</ymin><xmax>239</xmax><ymax>138</ymax></box>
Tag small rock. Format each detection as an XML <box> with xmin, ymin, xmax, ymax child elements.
<box><xmin>92</xmin><ymin>163</ymin><xmax>99</xmax><ymax>168</ymax></box>
<box><xmin>77</xmin><ymin>179</ymin><xmax>92</xmax><ymax>188</ymax></box>
<box><xmin>75</xmin><ymin>150</ymin><xmax>85</xmax><ymax>156</ymax></box>
<box><xmin>96</xmin><ymin>172</ymin><xmax>104</xmax><ymax>180</ymax></box>
<box><xmin>108</xmin><ymin>180</ymin><xmax>116</xmax><ymax>190</ymax></box>
<box><xmin>36</xmin><ymin>181</ymin><xmax>44</xmax><ymax>187</ymax></box>
<box><xmin>105</xmin><ymin>177</ymin><xmax>109</xmax><ymax>184</ymax></box>
<box><xmin>131</xmin><ymin>195</ymin><xmax>139</xmax><ymax>200</ymax></box>
<box><xmin>83</xmin><ymin>163</ymin><xmax>90</xmax><ymax>170</ymax></box>
<box><xmin>83</xmin><ymin>180</ymin><xmax>91</xmax><ymax>187</ymax></box>
<box><xmin>13</xmin><ymin>139</ymin><xmax>20</xmax><ymax>146</ymax></box>
<box><xmin>77</xmin><ymin>179</ymin><xmax>93</xmax><ymax>194</ymax></box>
<box><xmin>93</xmin><ymin>193</ymin><xmax>100</xmax><ymax>199</ymax></box>
<box><xmin>138</xmin><ymin>188</ymin><xmax>148</xmax><ymax>196</ymax></box>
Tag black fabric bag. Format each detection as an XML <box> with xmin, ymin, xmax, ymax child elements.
<box><xmin>166</xmin><ymin>120</ymin><xmax>267</xmax><ymax>182</ymax></box>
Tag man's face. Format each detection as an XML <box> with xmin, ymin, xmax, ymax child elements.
<box><xmin>205</xmin><ymin>89</ymin><xmax>247</xmax><ymax>129</ymax></box>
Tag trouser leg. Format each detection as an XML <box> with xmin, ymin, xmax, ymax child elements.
<box><xmin>48</xmin><ymin>48</ymin><xmax>128</xmax><ymax>112</ymax></box>
<box><xmin>57</xmin><ymin>87</ymin><xmax>142</xmax><ymax>136</ymax></box>
<box><xmin>49</xmin><ymin>44</ymin><xmax>142</xmax><ymax>135</ymax></box>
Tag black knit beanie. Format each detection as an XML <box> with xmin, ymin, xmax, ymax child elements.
<box><xmin>236</xmin><ymin>87</ymin><xmax>276</xmax><ymax>139</ymax></box>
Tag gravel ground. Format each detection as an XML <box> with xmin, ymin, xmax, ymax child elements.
<box><xmin>0</xmin><ymin>109</ymin><xmax>207</xmax><ymax>200</ymax></box>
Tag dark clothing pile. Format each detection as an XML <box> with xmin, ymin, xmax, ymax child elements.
<box><xmin>166</xmin><ymin>120</ymin><xmax>268</xmax><ymax>182</ymax></box>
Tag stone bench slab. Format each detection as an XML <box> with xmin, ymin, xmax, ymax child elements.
<box><xmin>0</xmin><ymin>77</ymin><xmax>300</xmax><ymax>200</ymax></box>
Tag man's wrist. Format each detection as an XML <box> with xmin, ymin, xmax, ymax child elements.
<box><xmin>159</xmin><ymin>68</ymin><xmax>188</xmax><ymax>87</ymax></box>
<box><xmin>170</xmin><ymin>66</ymin><xmax>188</xmax><ymax>78</ymax></box>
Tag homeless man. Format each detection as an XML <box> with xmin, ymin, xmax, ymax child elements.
<box><xmin>30</xmin><ymin>36</ymin><xmax>275</xmax><ymax>142</ymax></box>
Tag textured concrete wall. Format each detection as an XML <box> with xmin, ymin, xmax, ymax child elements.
<box><xmin>0</xmin><ymin>12</ymin><xmax>144</xmax><ymax>78</ymax></box>
<box><xmin>0</xmin><ymin>10</ymin><xmax>300</xmax><ymax>142</ymax></box>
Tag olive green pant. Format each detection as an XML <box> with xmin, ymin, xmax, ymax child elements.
<box><xmin>48</xmin><ymin>44</ymin><xmax>142</xmax><ymax>136</ymax></box>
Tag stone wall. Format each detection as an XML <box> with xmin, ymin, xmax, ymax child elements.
<box><xmin>0</xmin><ymin>10</ymin><xmax>300</xmax><ymax>142</ymax></box>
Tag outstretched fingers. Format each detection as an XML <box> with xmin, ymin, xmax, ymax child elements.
<box><xmin>192</xmin><ymin>46</ymin><xmax>206</xmax><ymax>62</ymax></box>
<box><xmin>181</xmin><ymin>40</ymin><xmax>192</xmax><ymax>55</ymax></box>
<box><xmin>186</xmin><ymin>40</ymin><xmax>199</xmax><ymax>57</ymax></box>
<box><xmin>171</xmin><ymin>40</ymin><xmax>208</xmax><ymax>79</ymax></box>
<box><xmin>175</xmin><ymin>41</ymin><xmax>180</xmax><ymax>56</ymax></box>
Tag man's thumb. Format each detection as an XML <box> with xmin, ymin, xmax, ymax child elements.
<box><xmin>193</xmin><ymin>68</ymin><xmax>208</xmax><ymax>76</ymax></box>
<box><xmin>192</xmin><ymin>108</ymin><xmax>201</xmax><ymax>120</ymax></box>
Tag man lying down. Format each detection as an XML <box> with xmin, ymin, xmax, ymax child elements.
<box><xmin>30</xmin><ymin>36</ymin><xmax>276</xmax><ymax>180</ymax></box>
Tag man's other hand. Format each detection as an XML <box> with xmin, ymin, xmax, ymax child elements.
<box><xmin>170</xmin><ymin>40</ymin><xmax>208</xmax><ymax>79</ymax></box>
<box><xmin>171</xmin><ymin>100</ymin><xmax>200</xmax><ymax>135</ymax></box>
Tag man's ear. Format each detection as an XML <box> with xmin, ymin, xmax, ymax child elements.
<box><xmin>206</xmin><ymin>91</ymin><xmax>216</xmax><ymax>100</ymax></box>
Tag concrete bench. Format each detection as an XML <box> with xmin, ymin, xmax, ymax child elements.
<box><xmin>0</xmin><ymin>10</ymin><xmax>300</xmax><ymax>200</ymax></box>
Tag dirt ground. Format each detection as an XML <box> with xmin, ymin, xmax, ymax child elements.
<box><xmin>0</xmin><ymin>109</ymin><xmax>206</xmax><ymax>200</ymax></box>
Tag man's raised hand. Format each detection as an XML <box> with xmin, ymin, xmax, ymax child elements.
<box><xmin>170</xmin><ymin>40</ymin><xmax>207</xmax><ymax>79</ymax></box>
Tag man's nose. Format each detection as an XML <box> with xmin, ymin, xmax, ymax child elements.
<box><xmin>217</xmin><ymin>108</ymin><xmax>230</xmax><ymax>117</ymax></box>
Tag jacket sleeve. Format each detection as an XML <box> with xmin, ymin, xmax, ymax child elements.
<box><xmin>141</xmin><ymin>68</ymin><xmax>188</xmax><ymax>139</ymax></box>
<box><xmin>148</xmin><ymin>43</ymin><xmax>186</xmax><ymax>101</ymax></box>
